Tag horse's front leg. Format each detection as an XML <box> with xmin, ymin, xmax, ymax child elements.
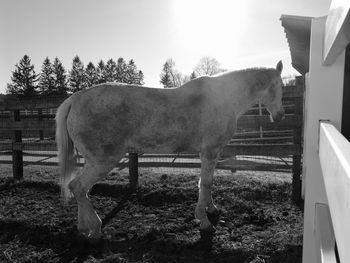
<box><xmin>195</xmin><ymin>151</ymin><xmax>219</xmax><ymax>232</ymax></box>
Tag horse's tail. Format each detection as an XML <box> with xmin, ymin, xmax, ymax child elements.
<box><xmin>56</xmin><ymin>96</ymin><xmax>76</xmax><ymax>203</ymax></box>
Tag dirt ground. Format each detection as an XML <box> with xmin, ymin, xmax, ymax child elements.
<box><xmin>0</xmin><ymin>165</ymin><xmax>303</xmax><ymax>263</ymax></box>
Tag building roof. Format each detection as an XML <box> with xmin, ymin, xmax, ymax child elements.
<box><xmin>280</xmin><ymin>15</ymin><xmax>313</xmax><ymax>75</ymax></box>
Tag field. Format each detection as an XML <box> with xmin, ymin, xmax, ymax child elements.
<box><xmin>0</xmin><ymin>165</ymin><xmax>303</xmax><ymax>263</ymax></box>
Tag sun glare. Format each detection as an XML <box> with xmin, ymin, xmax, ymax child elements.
<box><xmin>171</xmin><ymin>0</ymin><xmax>249</xmax><ymax>58</ymax></box>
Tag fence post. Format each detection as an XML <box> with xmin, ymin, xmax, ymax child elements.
<box><xmin>38</xmin><ymin>108</ymin><xmax>44</xmax><ymax>140</ymax></box>
<box><xmin>129</xmin><ymin>153</ymin><xmax>139</xmax><ymax>191</ymax></box>
<box><xmin>12</xmin><ymin>109</ymin><xmax>23</xmax><ymax>181</ymax></box>
<box><xmin>258</xmin><ymin>101</ymin><xmax>263</xmax><ymax>138</ymax></box>
<box><xmin>292</xmin><ymin>79</ymin><xmax>303</xmax><ymax>205</ymax></box>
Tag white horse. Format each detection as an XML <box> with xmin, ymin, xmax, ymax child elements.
<box><xmin>56</xmin><ymin>61</ymin><xmax>284</xmax><ymax>239</ymax></box>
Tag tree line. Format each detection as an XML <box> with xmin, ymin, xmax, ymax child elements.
<box><xmin>6</xmin><ymin>54</ymin><xmax>226</xmax><ymax>97</ymax></box>
<box><xmin>6</xmin><ymin>55</ymin><xmax>144</xmax><ymax>97</ymax></box>
<box><xmin>159</xmin><ymin>56</ymin><xmax>226</xmax><ymax>88</ymax></box>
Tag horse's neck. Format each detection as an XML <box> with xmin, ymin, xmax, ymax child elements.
<box><xmin>235</xmin><ymin>87</ymin><xmax>261</xmax><ymax>118</ymax></box>
<box><xmin>216</xmin><ymin>70</ymin><xmax>266</xmax><ymax>118</ymax></box>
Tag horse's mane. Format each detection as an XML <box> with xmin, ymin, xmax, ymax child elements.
<box><xmin>212</xmin><ymin>67</ymin><xmax>274</xmax><ymax>78</ymax></box>
<box><xmin>206</xmin><ymin>66</ymin><xmax>279</xmax><ymax>94</ymax></box>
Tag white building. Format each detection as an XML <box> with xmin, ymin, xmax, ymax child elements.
<box><xmin>281</xmin><ymin>1</ymin><xmax>350</xmax><ymax>262</ymax></box>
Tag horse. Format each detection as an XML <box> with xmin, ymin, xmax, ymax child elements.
<box><xmin>56</xmin><ymin>61</ymin><xmax>284</xmax><ymax>240</ymax></box>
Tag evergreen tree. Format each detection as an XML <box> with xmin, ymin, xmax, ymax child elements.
<box><xmin>103</xmin><ymin>58</ymin><xmax>118</xmax><ymax>82</ymax></box>
<box><xmin>116</xmin><ymin>57</ymin><xmax>127</xmax><ymax>83</ymax></box>
<box><xmin>125</xmin><ymin>59</ymin><xmax>137</xmax><ymax>84</ymax></box>
<box><xmin>7</xmin><ymin>55</ymin><xmax>39</xmax><ymax>96</ymax></box>
<box><xmin>52</xmin><ymin>57</ymin><xmax>68</xmax><ymax>95</ymax></box>
<box><xmin>6</xmin><ymin>84</ymin><xmax>15</xmax><ymax>94</ymax></box>
<box><xmin>160</xmin><ymin>60</ymin><xmax>175</xmax><ymax>88</ymax></box>
<box><xmin>38</xmin><ymin>57</ymin><xmax>54</xmax><ymax>95</ymax></box>
<box><xmin>125</xmin><ymin>59</ymin><xmax>144</xmax><ymax>85</ymax></box>
<box><xmin>85</xmin><ymin>62</ymin><xmax>98</xmax><ymax>87</ymax></box>
<box><xmin>69</xmin><ymin>55</ymin><xmax>86</xmax><ymax>93</ymax></box>
<box><xmin>93</xmin><ymin>57</ymin><xmax>144</xmax><ymax>85</ymax></box>
<box><xmin>190</xmin><ymin>71</ymin><xmax>197</xmax><ymax>80</ymax></box>
<box><xmin>96</xmin><ymin>60</ymin><xmax>106</xmax><ymax>84</ymax></box>
<box><xmin>137</xmin><ymin>70</ymin><xmax>145</xmax><ymax>85</ymax></box>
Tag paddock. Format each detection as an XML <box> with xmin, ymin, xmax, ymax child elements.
<box><xmin>0</xmin><ymin>78</ymin><xmax>305</xmax><ymax>262</ymax></box>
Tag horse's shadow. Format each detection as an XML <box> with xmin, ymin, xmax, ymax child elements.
<box><xmin>0</xmin><ymin>217</ymin><xmax>301</xmax><ymax>263</ymax></box>
<box><xmin>0</xmin><ymin>218</ymin><xmax>214</xmax><ymax>262</ymax></box>
<box><xmin>0</xmin><ymin>178</ymin><xmax>197</xmax><ymax>207</ymax></box>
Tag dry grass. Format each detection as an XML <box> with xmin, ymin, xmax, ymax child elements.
<box><xmin>0</xmin><ymin>164</ymin><xmax>302</xmax><ymax>263</ymax></box>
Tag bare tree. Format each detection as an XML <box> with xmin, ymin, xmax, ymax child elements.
<box><xmin>173</xmin><ymin>72</ymin><xmax>190</xmax><ymax>87</ymax></box>
<box><xmin>160</xmin><ymin>58</ymin><xmax>190</xmax><ymax>88</ymax></box>
<box><xmin>282</xmin><ymin>75</ymin><xmax>297</xmax><ymax>86</ymax></box>
<box><xmin>160</xmin><ymin>58</ymin><xmax>176</xmax><ymax>88</ymax></box>
<box><xmin>194</xmin><ymin>56</ymin><xmax>225</xmax><ymax>76</ymax></box>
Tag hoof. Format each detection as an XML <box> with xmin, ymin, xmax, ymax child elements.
<box><xmin>87</xmin><ymin>236</ymin><xmax>102</xmax><ymax>245</ymax></box>
<box><xmin>198</xmin><ymin>226</ymin><xmax>215</xmax><ymax>248</ymax></box>
<box><xmin>87</xmin><ymin>230</ymin><xmax>103</xmax><ymax>242</ymax></box>
<box><xmin>199</xmin><ymin>225</ymin><xmax>215</xmax><ymax>239</ymax></box>
<box><xmin>206</xmin><ymin>209</ymin><xmax>222</xmax><ymax>227</ymax></box>
<box><xmin>75</xmin><ymin>234</ymin><xmax>108</xmax><ymax>254</ymax></box>
<box><xmin>74</xmin><ymin>232</ymin><xmax>94</xmax><ymax>247</ymax></box>
<box><xmin>76</xmin><ymin>229</ymin><xmax>102</xmax><ymax>244</ymax></box>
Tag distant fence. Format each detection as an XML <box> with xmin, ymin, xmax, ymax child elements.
<box><xmin>0</xmin><ymin>77</ymin><xmax>304</xmax><ymax>202</ymax></box>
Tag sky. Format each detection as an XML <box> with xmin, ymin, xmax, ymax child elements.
<box><xmin>0</xmin><ymin>0</ymin><xmax>331</xmax><ymax>93</ymax></box>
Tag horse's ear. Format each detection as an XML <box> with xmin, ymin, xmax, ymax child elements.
<box><xmin>276</xmin><ymin>60</ymin><xmax>283</xmax><ymax>75</ymax></box>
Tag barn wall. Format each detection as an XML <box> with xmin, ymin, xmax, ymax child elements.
<box><xmin>302</xmin><ymin>16</ymin><xmax>346</xmax><ymax>263</ymax></box>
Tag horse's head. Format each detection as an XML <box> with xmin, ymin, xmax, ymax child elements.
<box><xmin>260</xmin><ymin>61</ymin><xmax>285</xmax><ymax>122</ymax></box>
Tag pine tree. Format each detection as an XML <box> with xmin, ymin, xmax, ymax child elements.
<box><xmin>52</xmin><ymin>57</ymin><xmax>68</xmax><ymax>95</ymax></box>
<box><xmin>69</xmin><ymin>55</ymin><xmax>86</xmax><ymax>93</ymax></box>
<box><xmin>96</xmin><ymin>60</ymin><xmax>106</xmax><ymax>84</ymax></box>
<box><xmin>125</xmin><ymin>59</ymin><xmax>137</xmax><ymax>84</ymax></box>
<box><xmin>7</xmin><ymin>55</ymin><xmax>39</xmax><ymax>96</ymax></box>
<box><xmin>85</xmin><ymin>62</ymin><xmax>98</xmax><ymax>87</ymax></box>
<box><xmin>38</xmin><ymin>57</ymin><xmax>54</xmax><ymax>95</ymax></box>
<box><xmin>190</xmin><ymin>71</ymin><xmax>197</xmax><ymax>80</ymax></box>
<box><xmin>94</xmin><ymin>58</ymin><xmax>144</xmax><ymax>85</ymax></box>
<box><xmin>125</xmin><ymin>59</ymin><xmax>144</xmax><ymax>85</ymax></box>
<box><xmin>137</xmin><ymin>70</ymin><xmax>145</xmax><ymax>85</ymax></box>
<box><xmin>103</xmin><ymin>58</ymin><xmax>118</xmax><ymax>82</ymax></box>
<box><xmin>116</xmin><ymin>57</ymin><xmax>127</xmax><ymax>83</ymax></box>
<box><xmin>160</xmin><ymin>60</ymin><xmax>174</xmax><ymax>88</ymax></box>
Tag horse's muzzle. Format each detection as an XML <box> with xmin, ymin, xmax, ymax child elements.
<box><xmin>271</xmin><ymin>109</ymin><xmax>285</xmax><ymax>122</ymax></box>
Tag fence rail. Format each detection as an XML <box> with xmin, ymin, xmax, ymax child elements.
<box><xmin>0</xmin><ymin>141</ymin><xmax>300</xmax><ymax>156</ymax></box>
<box><xmin>0</xmin><ymin>115</ymin><xmax>302</xmax><ymax>132</ymax></box>
<box><xmin>317</xmin><ymin>121</ymin><xmax>350</xmax><ymax>262</ymax></box>
<box><xmin>0</xmin><ymin>78</ymin><xmax>304</xmax><ymax>202</ymax></box>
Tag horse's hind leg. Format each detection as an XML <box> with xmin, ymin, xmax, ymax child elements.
<box><xmin>68</xmin><ymin>161</ymin><xmax>113</xmax><ymax>239</ymax></box>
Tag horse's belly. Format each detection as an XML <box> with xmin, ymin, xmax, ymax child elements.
<box><xmin>126</xmin><ymin>132</ymin><xmax>201</xmax><ymax>154</ymax></box>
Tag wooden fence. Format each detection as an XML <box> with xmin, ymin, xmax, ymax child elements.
<box><xmin>0</xmin><ymin>77</ymin><xmax>304</xmax><ymax>202</ymax></box>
